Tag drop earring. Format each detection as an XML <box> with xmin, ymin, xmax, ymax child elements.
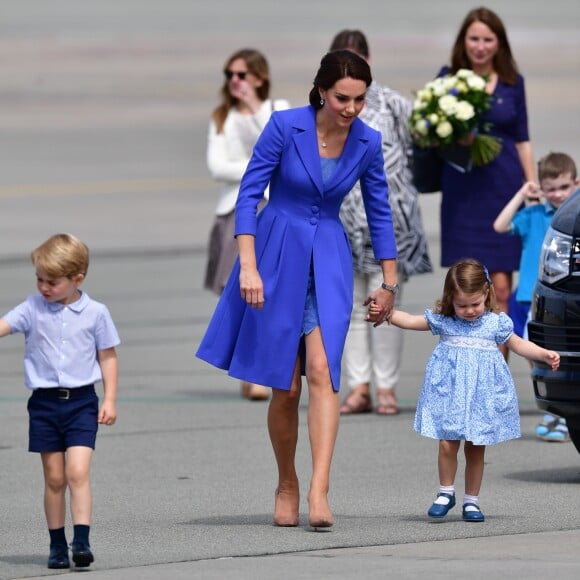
<box><xmin>320</xmin><ymin>98</ymin><xmax>325</xmax><ymax>106</ymax></box>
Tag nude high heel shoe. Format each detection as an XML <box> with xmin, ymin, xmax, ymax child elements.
<box><xmin>240</xmin><ymin>381</ymin><xmax>270</xmax><ymax>401</ymax></box>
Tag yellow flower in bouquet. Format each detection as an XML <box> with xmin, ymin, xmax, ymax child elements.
<box><xmin>410</xmin><ymin>69</ymin><xmax>502</xmax><ymax>167</ymax></box>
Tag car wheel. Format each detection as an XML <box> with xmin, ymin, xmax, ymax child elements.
<box><xmin>568</xmin><ymin>421</ymin><xmax>580</xmax><ymax>454</ymax></box>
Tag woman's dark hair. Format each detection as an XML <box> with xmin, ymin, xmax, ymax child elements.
<box><xmin>213</xmin><ymin>48</ymin><xmax>271</xmax><ymax>132</ymax></box>
<box><xmin>308</xmin><ymin>50</ymin><xmax>372</xmax><ymax>109</ymax></box>
<box><xmin>329</xmin><ymin>29</ymin><xmax>370</xmax><ymax>59</ymax></box>
<box><xmin>450</xmin><ymin>6</ymin><xmax>519</xmax><ymax>85</ymax></box>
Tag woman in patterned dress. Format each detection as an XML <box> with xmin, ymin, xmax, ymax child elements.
<box><xmin>329</xmin><ymin>30</ymin><xmax>432</xmax><ymax>416</ymax></box>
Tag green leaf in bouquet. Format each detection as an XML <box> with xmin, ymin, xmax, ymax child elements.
<box><xmin>471</xmin><ymin>134</ymin><xmax>502</xmax><ymax>167</ymax></box>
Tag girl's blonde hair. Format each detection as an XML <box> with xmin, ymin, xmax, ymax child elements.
<box><xmin>31</xmin><ymin>233</ymin><xmax>89</xmax><ymax>279</ymax></box>
<box><xmin>435</xmin><ymin>258</ymin><xmax>497</xmax><ymax>316</ymax></box>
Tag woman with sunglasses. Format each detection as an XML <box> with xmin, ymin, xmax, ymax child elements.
<box><xmin>197</xmin><ymin>50</ymin><xmax>398</xmax><ymax>529</ymax></box>
<box><xmin>205</xmin><ymin>48</ymin><xmax>289</xmax><ymax>401</ymax></box>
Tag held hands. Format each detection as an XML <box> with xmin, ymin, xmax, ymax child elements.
<box><xmin>364</xmin><ymin>287</ymin><xmax>395</xmax><ymax>327</ymax></box>
<box><xmin>239</xmin><ymin>267</ymin><xmax>264</xmax><ymax>309</ymax></box>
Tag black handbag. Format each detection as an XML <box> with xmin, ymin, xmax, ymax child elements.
<box><xmin>412</xmin><ymin>145</ymin><xmax>442</xmax><ymax>193</ymax></box>
<box><xmin>412</xmin><ymin>143</ymin><xmax>472</xmax><ymax>193</ymax></box>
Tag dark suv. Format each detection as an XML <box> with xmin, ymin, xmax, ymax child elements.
<box><xmin>528</xmin><ymin>190</ymin><xmax>580</xmax><ymax>453</ymax></box>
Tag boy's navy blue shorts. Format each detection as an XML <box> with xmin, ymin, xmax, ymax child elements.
<box><xmin>27</xmin><ymin>385</ymin><xmax>99</xmax><ymax>453</ymax></box>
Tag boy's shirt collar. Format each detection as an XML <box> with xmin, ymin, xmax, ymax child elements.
<box><xmin>45</xmin><ymin>290</ymin><xmax>89</xmax><ymax>312</ymax></box>
<box><xmin>542</xmin><ymin>199</ymin><xmax>557</xmax><ymax>214</ymax></box>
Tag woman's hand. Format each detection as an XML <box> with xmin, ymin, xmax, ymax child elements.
<box><xmin>457</xmin><ymin>131</ymin><xmax>475</xmax><ymax>146</ymax></box>
<box><xmin>239</xmin><ymin>266</ymin><xmax>264</xmax><ymax>309</ymax></box>
<box><xmin>363</xmin><ymin>287</ymin><xmax>395</xmax><ymax>327</ymax></box>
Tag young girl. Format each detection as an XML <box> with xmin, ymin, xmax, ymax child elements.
<box><xmin>369</xmin><ymin>259</ymin><xmax>560</xmax><ymax>521</ymax></box>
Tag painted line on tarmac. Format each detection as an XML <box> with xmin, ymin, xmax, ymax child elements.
<box><xmin>0</xmin><ymin>176</ymin><xmax>213</xmax><ymax>198</ymax></box>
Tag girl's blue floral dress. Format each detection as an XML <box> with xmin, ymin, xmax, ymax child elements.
<box><xmin>415</xmin><ymin>310</ymin><xmax>521</xmax><ymax>445</ymax></box>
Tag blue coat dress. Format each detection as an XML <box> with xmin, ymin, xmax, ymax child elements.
<box><xmin>196</xmin><ymin>106</ymin><xmax>397</xmax><ymax>391</ymax></box>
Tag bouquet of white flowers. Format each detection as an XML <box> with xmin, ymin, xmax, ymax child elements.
<box><xmin>410</xmin><ymin>69</ymin><xmax>502</xmax><ymax>167</ymax></box>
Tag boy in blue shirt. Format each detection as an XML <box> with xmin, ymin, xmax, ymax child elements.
<box><xmin>0</xmin><ymin>233</ymin><xmax>120</xmax><ymax>569</ymax></box>
<box><xmin>494</xmin><ymin>152</ymin><xmax>579</xmax><ymax>442</ymax></box>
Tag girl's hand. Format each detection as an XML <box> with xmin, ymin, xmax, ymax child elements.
<box><xmin>543</xmin><ymin>350</ymin><xmax>560</xmax><ymax>371</ymax></box>
<box><xmin>366</xmin><ymin>300</ymin><xmax>387</xmax><ymax>322</ymax></box>
<box><xmin>364</xmin><ymin>287</ymin><xmax>395</xmax><ymax>327</ymax></box>
<box><xmin>98</xmin><ymin>401</ymin><xmax>117</xmax><ymax>425</ymax></box>
<box><xmin>239</xmin><ymin>267</ymin><xmax>264</xmax><ymax>309</ymax></box>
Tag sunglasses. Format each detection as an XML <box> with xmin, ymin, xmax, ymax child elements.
<box><xmin>224</xmin><ymin>70</ymin><xmax>247</xmax><ymax>81</ymax></box>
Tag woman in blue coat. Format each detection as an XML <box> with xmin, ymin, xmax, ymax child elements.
<box><xmin>196</xmin><ymin>50</ymin><xmax>398</xmax><ymax>529</ymax></box>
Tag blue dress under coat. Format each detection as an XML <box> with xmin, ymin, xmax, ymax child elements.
<box><xmin>439</xmin><ymin>67</ymin><xmax>529</xmax><ymax>271</ymax></box>
<box><xmin>196</xmin><ymin>106</ymin><xmax>397</xmax><ymax>391</ymax></box>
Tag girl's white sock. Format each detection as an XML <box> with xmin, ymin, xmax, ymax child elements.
<box><xmin>463</xmin><ymin>494</ymin><xmax>480</xmax><ymax>511</ymax></box>
<box><xmin>434</xmin><ymin>485</ymin><xmax>455</xmax><ymax>505</ymax></box>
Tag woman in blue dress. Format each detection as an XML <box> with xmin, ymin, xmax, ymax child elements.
<box><xmin>196</xmin><ymin>50</ymin><xmax>398</xmax><ymax>529</ymax></box>
<box><xmin>376</xmin><ymin>259</ymin><xmax>559</xmax><ymax>522</ymax></box>
<box><xmin>438</xmin><ymin>7</ymin><xmax>536</xmax><ymax>357</ymax></box>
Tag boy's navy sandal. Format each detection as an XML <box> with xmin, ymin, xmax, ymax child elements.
<box><xmin>427</xmin><ymin>493</ymin><xmax>456</xmax><ymax>518</ymax></box>
<box><xmin>71</xmin><ymin>542</ymin><xmax>94</xmax><ymax>567</ymax></box>
<box><xmin>462</xmin><ymin>502</ymin><xmax>485</xmax><ymax>522</ymax></box>
<box><xmin>48</xmin><ymin>545</ymin><xmax>70</xmax><ymax>569</ymax></box>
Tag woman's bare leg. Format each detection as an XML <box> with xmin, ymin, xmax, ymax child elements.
<box><xmin>268</xmin><ymin>359</ymin><xmax>301</xmax><ymax>526</ymax></box>
<box><xmin>305</xmin><ymin>328</ymin><xmax>340</xmax><ymax>527</ymax></box>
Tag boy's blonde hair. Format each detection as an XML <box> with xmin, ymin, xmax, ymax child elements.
<box><xmin>31</xmin><ymin>233</ymin><xmax>89</xmax><ymax>279</ymax></box>
<box><xmin>538</xmin><ymin>152</ymin><xmax>577</xmax><ymax>181</ymax></box>
<box><xmin>436</xmin><ymin>258</ymin><xmax>497</xmax><ymax>316</ymax></box>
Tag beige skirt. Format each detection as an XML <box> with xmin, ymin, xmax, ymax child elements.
<box><xmin>204</xmin><ymin>211</ymin><xmax>237</xmax><ymax>295</ymax></box>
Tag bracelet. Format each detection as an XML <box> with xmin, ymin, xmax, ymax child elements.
<box><xmin>381</xmin><ymin>282</ymin><xmax>399</xmax><ymax>295</ymax></box>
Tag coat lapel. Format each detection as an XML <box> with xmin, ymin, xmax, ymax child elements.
<box><xmin>291</xmin><ymin>108</ymin><xmax>371</xmax><ymax>196</ymax></box>
<box><xmin>325</xmin><ymin>118</ymin><xmax>369</xmax><ymax>192</ymax></box>
<box><xmin>292</xmin><ymin>108</ymin><xmax>324</xmax><ymax>194</ymax></box>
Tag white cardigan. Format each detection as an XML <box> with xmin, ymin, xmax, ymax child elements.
<box><xmin>206</xmin><ymin>98</ymin><xmax>290</xmax><ymax>216</ymax></box>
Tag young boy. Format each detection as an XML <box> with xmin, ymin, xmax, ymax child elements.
<box><xmin>494</xmin><ymin>152</ymin><xmax>580</xmax><ymax>442</ymax></box>
<box><xmin>0</xmin><ymin>233</ymin><xmax>120</xmax><ymax>569</ymax></box>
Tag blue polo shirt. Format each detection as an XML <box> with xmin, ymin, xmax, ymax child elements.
<box><xmin>511</xmin><ymin>201</ymin><xmax>556</xmax><ymax>302</ymax></box>
<box><xmin>2</xmin><ymin>291</ymin><xmax>120</xmax><ymax>390</ymax></box>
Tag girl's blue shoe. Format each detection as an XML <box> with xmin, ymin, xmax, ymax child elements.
<box><xmin>462</xmin><ymin>502</ymin><xmax>485</xmax><ymax>522</ymax></box>
<box><xmin>427</xmin><ymin>493</ymin><xmax>456</xmax><ymax>518</ymax></box>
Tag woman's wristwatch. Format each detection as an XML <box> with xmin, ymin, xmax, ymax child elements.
<box><xmin>381</xmin><ymin>282</ymin><xmax>400</xmax><ymax>295</ymax></box>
